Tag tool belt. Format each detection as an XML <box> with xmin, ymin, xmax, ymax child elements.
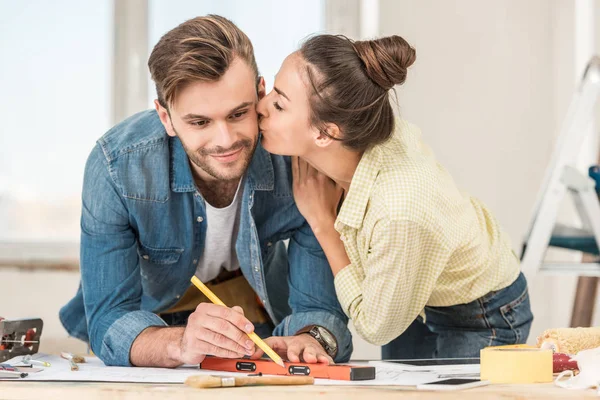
<box><xmin>161</xmin><ymin>269</ymin><xmax>270</xmax><ymax>324</ymax></box>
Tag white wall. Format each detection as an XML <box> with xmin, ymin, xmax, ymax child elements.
<box><xmin>380</xmin><ymin>0</ymin><xmax>555</xmax><ymax>251</ymax></box>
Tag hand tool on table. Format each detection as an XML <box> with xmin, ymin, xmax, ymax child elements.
<box><xmin>0</xmin><ymin>318</ymin><xmax>43</xmax><ymax>363</ymax></box>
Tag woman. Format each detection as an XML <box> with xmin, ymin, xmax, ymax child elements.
<box><xmin>256</xmin><ymin>34</ymin><xmax>533</xmax><ymax>359</ymax></box>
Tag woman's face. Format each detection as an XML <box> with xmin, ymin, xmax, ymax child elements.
<box><xmin>257</xmin><ymin>52</ymin><xmax>319</xmax><ymax>156</ymax></box>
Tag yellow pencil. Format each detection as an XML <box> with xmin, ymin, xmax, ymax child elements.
<box><xmin>190</xmin><ymin>276</ymin><xmax>285</xmax><ymax>368</ymax></box>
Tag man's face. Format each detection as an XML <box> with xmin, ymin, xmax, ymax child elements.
<box><xmin>156</xmin><ymin>58</ymin><xmax>264</xmax><ymax>183</ymax></box>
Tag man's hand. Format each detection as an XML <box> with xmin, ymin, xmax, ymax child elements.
<box><xmin>250</xmin><ymin>334</ymin><xmax>334</xmax><ymax>365</ymax></box>
<box><xmin>176</xmin><ymin>304</ymin><xmax>256</xmax><ymax>365</ymax></box>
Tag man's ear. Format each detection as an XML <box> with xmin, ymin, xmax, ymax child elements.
<box><xmin>257</xmin><ymin>76</ymin><xmax>266</xmax><ymax>100</ymax></box>
<box><xmin>313</xmin><ymin>123</ymin><xmax>341</xmax><ymax>148</ymax></box>
<box><xmin>154</xmin><ymin>99</ymin><xmax>177</xmax><ymax>137</ymax></box>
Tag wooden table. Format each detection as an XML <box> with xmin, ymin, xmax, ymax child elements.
<box><xmin>1</xmin><ymin>381</ymin><xmax>597</xmax><ymax>399</ymax></box>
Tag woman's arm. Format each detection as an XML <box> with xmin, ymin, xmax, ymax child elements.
<box><xmin>311</xmin><ymin>224</ymin><xmax>350</xmax><ymax>277</ymax></box>
<box><xmin>290</xmin><ymin>156</ymin><xmax>350</xmax><ymax>276</ymax></box>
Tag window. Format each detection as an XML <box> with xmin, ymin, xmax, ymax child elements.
<box><xmin>0</xmin><ymin>1</ymin><xmax>112</xmax><ymax>250</ymax></box>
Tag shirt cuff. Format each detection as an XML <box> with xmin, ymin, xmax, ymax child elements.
<box><xmin>99</xmin><ymin>311</ymin><xmax>167</xmax><ymax>366</ymax></box>
<box><xmin>333</xmin><ymin>264</ymin><xmax>363</xmax><ymax>318</ymax></box>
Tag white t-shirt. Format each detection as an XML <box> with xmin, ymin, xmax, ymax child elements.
<box><xmin>195</xmin><ymin>180</ymin><xmax>243</xmax><ymax>282</ymax></box>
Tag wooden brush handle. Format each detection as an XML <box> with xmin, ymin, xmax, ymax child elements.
<box><xmin>186</xmin><ymin>375</ymin><xmax>225</xmax><ymax>388</ymax></box>
<box><xmin>235</xmin><ymin>376</ymin><xmax>314</xmax><ymax>386</ymax></box>
<box><xmin>185</xmin><ymin>375</ymin><xmax>314</xmax><ymax>388</ymax></box>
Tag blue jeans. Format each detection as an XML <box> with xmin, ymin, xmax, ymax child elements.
<box><xmin>382</xmin><ymin>272</ymin><xmax>533</xmax><ymax>359</ymax></box>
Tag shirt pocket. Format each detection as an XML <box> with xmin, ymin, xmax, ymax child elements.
<box><xmin>137</xmin><ymin>243</ymin><xmax>184</xmax><ymax>265</ymax></box>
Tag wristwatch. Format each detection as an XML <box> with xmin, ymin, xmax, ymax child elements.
<box><xmin>296</xmin><ymin>325</ymin><xmax>338</xmax><ymax>359</ymax></box>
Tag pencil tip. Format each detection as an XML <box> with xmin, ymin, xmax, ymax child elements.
<box><xmin>277</xmin><ymin>359</ymin><xmax>286</xmax><ymax>368</ymax></box>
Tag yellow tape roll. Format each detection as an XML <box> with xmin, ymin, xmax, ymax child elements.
<box><xmin>480</xmin><ymin>347</ymin><xmax>553</xmax><ymax>384</ymax></box>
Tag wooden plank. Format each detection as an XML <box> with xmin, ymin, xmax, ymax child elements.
<box><xmin>570</xmin><ymin>259</ymin><xmax>599</xmax><ymax>327</ymax></box>
<box><xmin>0</xmin><ymin>381</ymin><xmax>596</xmax><ymax>399</ymax></box>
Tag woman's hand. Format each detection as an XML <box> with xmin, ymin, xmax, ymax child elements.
<box><xmin>292</xmin><ymin>156</ymin><xmax>351</xmax><ymax>277</ymax></box>
<box><xmin>291</xmin><ymin>156</ymin><xmax>343</xmax><ymax>233</ymax></box>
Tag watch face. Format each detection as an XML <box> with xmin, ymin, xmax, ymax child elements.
<box><xmin>315</xmin><ymin>327</ymin><xmax>337</xmax><ymax>350</ymax></box>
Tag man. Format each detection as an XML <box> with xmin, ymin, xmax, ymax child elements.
<box><xmin>59</xmin><ymin>15</ymin><xmax>351</xmax><ymax>367</ymax></box>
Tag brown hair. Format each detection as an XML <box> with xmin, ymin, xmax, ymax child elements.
<box><xmin>300</xmin><ymin>35</ymin><xmax>415</xmax><ymax>151</ymax></box>
<box><xmin>148</xmin><ymin>15</ymin><xmax>258</xmax><ymax>108</ymax></box>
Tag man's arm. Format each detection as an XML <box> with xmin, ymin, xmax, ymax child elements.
<box><xmin>130</xmin><ymin>326</ymin><xmax>185</xmax><ymax>368</ymax></box>
<box><xmin>80</xmin><ymin>144</ymin><xmax>161</xmax><ymax>366</ymax></box>
<box><xmin>81</xmin><ymin>145</ymin><xmax>256</xmax><ymax>366</ymax></box>
<box><xmin>130</xmin><ymin>305</ymin><xmax>255</xmax><ymax>367</ymax></box>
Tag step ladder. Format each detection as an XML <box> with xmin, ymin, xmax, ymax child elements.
<box><xmin>521</xmin><ymin>56</ymin><xmax>600</xmax><ymax>280</ymax></box>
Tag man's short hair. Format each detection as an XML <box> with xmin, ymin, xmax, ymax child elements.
<box><xmin>148</xmin><ymin>14</ymin><xmax>259</xmax><ymax>108</ymax></box>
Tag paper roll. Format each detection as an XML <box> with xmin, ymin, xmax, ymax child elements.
<box><xmin>480</xmin><ymin>347</ymin><xmax>553</xmax><ymax>384</ymax></box>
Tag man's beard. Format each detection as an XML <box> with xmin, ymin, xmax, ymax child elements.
<box><xmin>174</xmin><ymin>127</ymin><xmax>257</xmax><ymax>182</ymax></box>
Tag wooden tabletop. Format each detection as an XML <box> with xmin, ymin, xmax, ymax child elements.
<box><xmin>1</xmin><ymin>381</ymin><xmax>597</xmax><ymax>399</ymax></box>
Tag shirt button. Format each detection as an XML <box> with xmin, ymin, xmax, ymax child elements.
<box><xmin>267</xmin><ymin>242</ymin><xmax>272</xmax><ymax>247</ymax></box>
<box><xmin>193</xmin><ymin>259</ymin><xmax>198</xmax><ymax>264</ymax></box>
<box><xmin>254</xmin><ymin>265</ymin><xmax>259</xmax><ymax>272</ymax></box>
<box><xmin>261</xmin><ymin>299</ymin><xmax>266</xmax><ymax>304</ymax></box>
<box><xmin>340</xmin><ymin>234</ymin><xmax>346</xmax><ymax>241</ymax></box>
<box><xmin>142</xmin><ymin>255</ymin><xmax>149</xmax><ymax>260</ymax></box>
<box><xmin>175</xmin><ymin>295</ymin><xmax>181</xmax><ymax>299</ymax></box>
<box><xmin>197</xmin><ymin>216</ymin><xmax>204</xmax><ymax>223</ymax></box>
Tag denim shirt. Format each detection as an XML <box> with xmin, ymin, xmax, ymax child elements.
<box><xmin>59</xmin><ymin>110</ymin><xmax>352</xmax><ymax>366</ymax></box>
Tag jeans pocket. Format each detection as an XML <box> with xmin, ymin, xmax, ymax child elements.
<box><xmin>499</xmin><ymin>287</ymin><xmax>533</xmax><ymax>343</ymax></box>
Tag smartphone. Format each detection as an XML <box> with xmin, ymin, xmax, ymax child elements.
<box><xmin>416</xmin><ymin>378</ymin><xmax>490</xmax><ymax>391</ymax></box>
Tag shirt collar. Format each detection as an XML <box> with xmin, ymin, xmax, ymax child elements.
<box><xmin>336</xmin><ymin>144</ymin><xmax>382</xmax><ymax>230</ymax></box>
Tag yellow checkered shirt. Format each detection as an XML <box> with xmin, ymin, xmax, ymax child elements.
<box><xmin>333</xmin><ymin>120</ymin><xmax>520</xmax><ymax>345</ymax></box>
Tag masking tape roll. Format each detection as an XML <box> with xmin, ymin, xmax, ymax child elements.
<box><xmin>480</xmin><ymin>347</ymin><xmax>553</xmax><ymax>384</ymax></box>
